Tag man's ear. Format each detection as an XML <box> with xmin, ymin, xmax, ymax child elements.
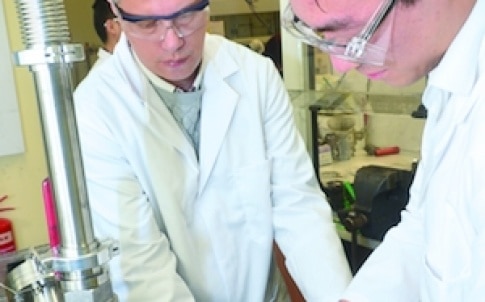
<box><xmin>105</xmin><ymin>18</ymin><xmax>119</xmax><ymax>35</ymax></box>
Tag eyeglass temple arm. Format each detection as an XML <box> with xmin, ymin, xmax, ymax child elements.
<box><xmin>358</xmin><ymin>0</ymin><xmax>396</xmax><ymax>41</ymax></box>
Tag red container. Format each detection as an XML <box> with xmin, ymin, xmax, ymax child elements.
<box><xmin>374</xmin><ymin>146</ymin><xmax>400</xmax><ymax>156</ymax></box>
<box><xmin>0</xmin><ymin>218</ymin><xmax>16</xmax><ymax>253</ymax></box>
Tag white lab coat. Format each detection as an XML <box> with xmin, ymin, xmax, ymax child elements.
<box><xmin>74</xmin><ymin>33</ymin><xmax>351</xmax><ymax>301</ymax></box>
<box><xmin>91</xmin><ymin>47</ymin><xmax>112</xmax><ymax>69</ymax></box>
<box><xmin>341</xmin><ymin>0</ymin><xmax>485</xmax><ymax>301</ymax></box>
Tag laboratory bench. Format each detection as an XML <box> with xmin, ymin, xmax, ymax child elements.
<box><xmin>319</xmin><ymin>151</ymin><xmax>419</xmax><ymax>185</ymax></box>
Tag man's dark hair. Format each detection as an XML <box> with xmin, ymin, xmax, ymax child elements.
<box><xmin>262</xmin><ymin>34</ymin><xmax>283</xmax><ymax>76</ymax></box>
<box><xmin>92</xmin><ymin>0</ymin><xmax>115</xmax><ymax>43</ymax></box>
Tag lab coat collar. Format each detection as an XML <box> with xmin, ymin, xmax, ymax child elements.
<box><xmin>112</xmin><ymin>33</ymin><xmax>147</xmax><ymax>104</ymax></box>
<box><xmin>97</xmin><ymin>47</ymin><xmax>111</xmax><ymax>61</ymax></box>
<box><xmin>427</xmin><ymin>0</ymin><xmax>485</xmax><ymax>97</ymax></box>
<box><xmin>111</xmin><ymin>34</ymin><xmax>198</xmax><ymax>168</ymax></box>
<box><xmin>197</xmin><ymin>34</ymin><xmax>239</xmax><ymax>193</ymax></box>
<box><xmin>113</xmin><ymin>33</ymin><xmax>241</xmax><ymax>192</ymax></box>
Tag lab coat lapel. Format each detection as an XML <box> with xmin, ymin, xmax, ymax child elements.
<box><xmin>198</xmin><ymin>55</ymin><xmax>238</xmax><ymax>194</ymax></box>
<box><xmin>116</xmin><ymin>34</ymin><xmax>198</xmax><ymax>168</ymax></box>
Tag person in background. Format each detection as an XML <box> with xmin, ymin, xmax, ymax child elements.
<box><xmin>262</xmin><ymin>33</ymin><xmax>282</xmax><ymax>77</ymax></box>
<box><xmin>284</xmin><ymin>0</ymin><xmax>484</xmax><ymax>301</ymax></box>
<box><xmin>91</xmin><ymin>0</ymin><xmax>121</xmax><ymax>67</ymax></box>
<box><xmin>248</xmin><ymin>38</ymin><xmax>266</xmax><ymax>54</ymax></box>
<box><xmin>74</xmin><ymin>0</ymin><xmax>352</xmax><ymax>301</ymax></box>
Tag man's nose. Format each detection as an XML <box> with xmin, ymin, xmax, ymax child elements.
<box><xmin>160</xmin><ymin>26</ymin><xmax>184</xmax><ymax>50</ymax></box>
<box><xmin>330</xmin><ymin>56</ymin><xmax>359</xmax><ymax>74</ymax></box>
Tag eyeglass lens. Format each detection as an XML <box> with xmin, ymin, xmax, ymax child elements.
<box><xmin>284</xmin><ymin>0</ymin><xmax>396</xmax><ymax>65</ymax></box>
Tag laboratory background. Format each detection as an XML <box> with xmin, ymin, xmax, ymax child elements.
<box><xmin>0</xmin><ymin>0</ymin><xmax>426</xmax><ymax>300</ymax></box>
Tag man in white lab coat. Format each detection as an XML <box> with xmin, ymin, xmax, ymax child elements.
<box><xmin>74</xmin><ymin>0</ymin><xmax>352</xmax><ymax>301</ymax></box>
<box><xmin>285</xmin><ymin>0</ymin><xmax>485</xmax><ymax>301</ymax></box>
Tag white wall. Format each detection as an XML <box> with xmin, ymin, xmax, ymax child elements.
<box><xmin>0</xmin><ymin>0</ymin><xmax>24</xmax><ymax>156</ymax></box>
<box><xmin>0</xmin><ymin>0</ymin><xmax>49</xmax><ymax>250</ymax></box>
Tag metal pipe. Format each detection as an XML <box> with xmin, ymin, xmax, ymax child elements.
<box><xmin>31</xmin><ymin>62</ymin><xmax>97</xmax><ymax>256</ymax></box>
<box><xmin>9</xmin><ymin>0</ymin><xmax>118</xmax><ymax>300</ymax></box>
<box><xmin>15</xmin><ymin>0</ymin><xmax>96</xmax><ymax>261</ymax></box>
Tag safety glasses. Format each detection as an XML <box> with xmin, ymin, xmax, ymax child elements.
<box><xmin>282</xmin><ymin>0</ymin><xmax>396</xmax><ymax>66</ymax></box>
<box><xmin>112</xmin><ymin>0</ymin><xmax>209</xmax><ymax>41</ymax></box>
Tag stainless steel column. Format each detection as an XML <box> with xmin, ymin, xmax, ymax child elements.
<box><xmin>11</xmin><ymin>0</ymin><xmax>118</xmax><ymax>300</ymax></box>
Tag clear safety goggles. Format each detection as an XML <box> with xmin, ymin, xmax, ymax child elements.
<box><xmin>113</xmin><ymin>0</ymin><xmax>209</xmax><ymax>41</ymax></box>
<box><xmin>282</xmin><ymin>0</ymin><xmax>396</xmax><ymax>66</ymax></box>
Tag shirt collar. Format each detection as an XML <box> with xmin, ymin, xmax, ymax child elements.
<box><xmin>427</xmin><ymin>0</ymin><xmax>485</xmax><ymax>96</ymax></box>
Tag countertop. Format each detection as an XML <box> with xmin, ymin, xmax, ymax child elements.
<box><xmin>319</xmin><ymin>150</ymin><xmax>420</xmax><ymax>185</ymax></box>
